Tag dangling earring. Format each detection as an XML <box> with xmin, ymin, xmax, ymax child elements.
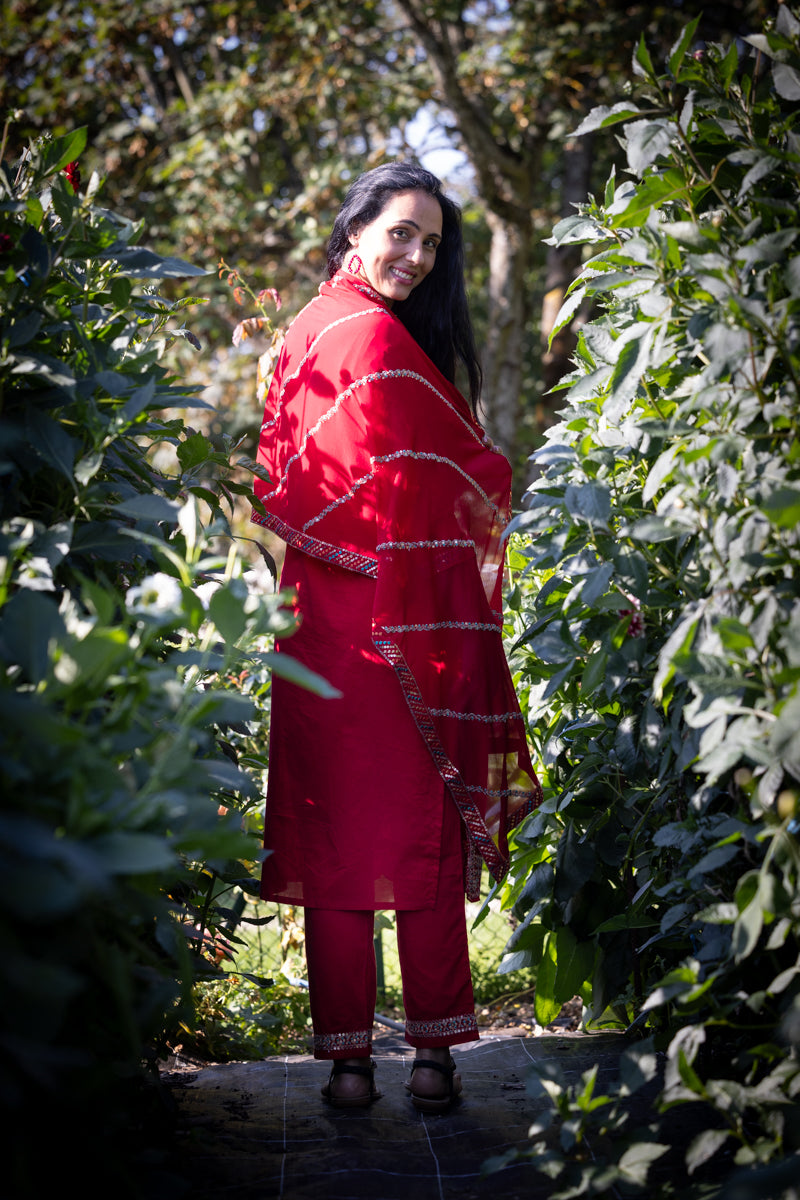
<box><xmin>347</xmin><ymin>253</ymin><xmax>363</xmax><ymax>276</ymax></box>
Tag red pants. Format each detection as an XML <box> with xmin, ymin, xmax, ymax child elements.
<box><xmin>303</xmin><ymin>795</ymin><xmax>479</xmax><ymax>1059</ymax></box>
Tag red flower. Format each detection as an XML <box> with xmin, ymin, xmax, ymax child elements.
<box><xmin>0</xmin><ymin>233</ymin><xmax>13</xmax><ymax>254</ymax></box>
<box><xmin>619</xmin><ymin>608</ymin><xmax>645</xmax><ymax>638</ymax></box>
<box><xmin>64</xmin><ymin>161</ymin><xmax>81</xmax><ymax>193</ymax></box>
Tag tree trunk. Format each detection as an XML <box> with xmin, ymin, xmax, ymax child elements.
<box><xmin>482</xmin><ymin>209</ymin><xmax>531</xmax><ymax>461</ymax></box>
<box><xmin>540</xmin><ymin>133</ymin><xmax>595</xmax><ymax>418</ymax></box>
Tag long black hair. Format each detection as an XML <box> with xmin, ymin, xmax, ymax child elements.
<box><xmin>326</xmin><ymin>161</ymin><xmax>483</xmax><ymax>415</ymax></box>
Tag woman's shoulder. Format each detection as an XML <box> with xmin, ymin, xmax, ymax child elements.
<box><xmin>287</xmin><ymin>277</ymin><xmax>397</xmax><ymax>358</ymax></box>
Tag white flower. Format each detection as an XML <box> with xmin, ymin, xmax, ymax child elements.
<box><xmin>126</xmin><ymin>572</ymin><xmax>183</xmax><ymax>618</ymax></box>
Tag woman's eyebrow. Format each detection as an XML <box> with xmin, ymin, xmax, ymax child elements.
<box><xmin>395</xmin><ymin>219</ymin><xmax>442</xmax><ymax>240</ymax></box>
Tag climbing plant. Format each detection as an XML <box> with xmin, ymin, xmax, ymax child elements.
<box><xmin>493</xmin><ymin>6</ymin><xmax>800</xmax><ymax>1195</ymax></box>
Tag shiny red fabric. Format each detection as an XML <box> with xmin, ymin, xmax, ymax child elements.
<box><xmin>252</xmin><ymin>267</ymin><xmax>542</xmax><ymax>901</ymax></box>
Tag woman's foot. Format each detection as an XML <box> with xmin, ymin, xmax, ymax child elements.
<box><xmin>321</xmin><ymin>1057</ymin><xmax>382</xmax><ymax>1108</ymax></box>
<box><xmin>406</xmin><ymin>1046</ymin><xmax>462</xmax><ymax>1112</ymax></box>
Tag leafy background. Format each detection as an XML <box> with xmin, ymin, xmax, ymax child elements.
<box><xmin>1</xmin><ymin>3</ymin><xmax>800</xmax><ymax>1198</ymax></box>
<box><xmin>492</xmin><ymin>9</ymin><xmax>800</xmax><ymax>1196</ymax></box>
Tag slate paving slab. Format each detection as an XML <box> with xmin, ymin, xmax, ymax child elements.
<box><xmin>163</xmin><ymin>1030</ymin><xmax>628</xmax><ymax>1200</ymax></box>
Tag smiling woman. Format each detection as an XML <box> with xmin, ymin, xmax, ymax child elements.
<box><xmin>346</xmin><ymin>191</ymin><xmax>443</xmax><ymax>305</ymax></box>
<box><xmin>251</xmin><ymin>161</ymin><xmax>541</xmax><ymax>1112</ymax></box>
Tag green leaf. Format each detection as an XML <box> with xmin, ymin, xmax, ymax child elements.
<box><xmin>633</xmin><ymin>32</ymin><xmax>656</xmax><ymax>81</ymax></box>
<box><xmin>100</xmin><ymin>245</ymin><xmax>207</xmax><ymax>278</ymax></box>
<box><xmin>0</xmin><ymin>591</ymin><xmax>65</xmax><ymax>683</ymax></box>
<box><xmin>199</xmin><ymin>757</ymin><xmax>258</xmax><ymax>798</ymax></box>
<box><xmin>643</xmin><ymin>445</ymin><xmax>679</xmax><ymax>504</ymax></box>
<box><xmin>760</xmin><ymin>486</ymin><xmax>800</xmax><ymax>529</ymax></box>
<box><xmin>265</xmin><ymin>650</ymin><xmax>342</xmax><ymax>698</ymax></box>
<box><xmin>610</xmin><ymin>171</ymin><xmax>693</xmax><ymax>230</ymax></box>
<box><xmin>209</xmin><ymin>586</ymin><xmax>248</xmax><ymax>644</ymax></box>
<box><xmin>89</xmin><ymin>832</ymin><xmax>177</xmax><ymax>875</ymax></box>
<box><xmin>625</xmin><ymin>119</ymin><xmax>674</xmax><ymax>176</ymax></box>
<box><xmin>677</xmin><ymin>1047</ymin><xmax>707</xmax><ymax>1096</ymax></box>
<box><xmin>565</xmin><ymin>481</ymin><xmax>611</xmax><ymax>525</ymax></box>
<box><xmin>686</xmin><ymin>1128</ymin><xmax>731</xmax><ymax>1174</ymax></box>
<box><xmin>773</xmin><ymin>61</ymin><xmax>800</xmax><ymax>100</ymax></box>
<box><xmin>534</xmin><ymin>932</ymin><xmax>562</xmax><ymax>1026</ymax></box>
<box><xmin>553</xmin><ymin>928</ymin><xmax>594</xmax><ymax>1002</ymax></box>
<box><xmin>114</xmin><ymin>495</ymin><xmax>182</xmax><ymax>523</ymax></box>
<box><xmin>572</xmin><ymin>103</ymin><xmax>643</xmax><ymax>138</ymax></box>
<box><xmin>547</xmin><ymin>286</ymin><xmax>587</xmax><ymax>347</ymax></box>
<box><xmin>25</xmin><ymin>411</ymin><xmax>78</xmax><ymax>485</ymax></box>
<box><xmin>41</xmin><ymin>127</ymin><xmax>88</xmax><ymax>175</ymax></box>
<box><xmin>618</xmin><ymin>1141</ymin><xmax>670</xmax><ymax>1186</ymax></box>
<box><xmin>177</xmin><ymin>431</ymin><xmax>212</xmax><ymax>471</ymax></box>
<box><xmin>581</xmin><ymin>648</ymin><xmax>608</xmax><ymax>697</ymax></box>
<box><xmin>668</xmin><ymin>16</ymin><xmax>702</xmax><ymax>79</ymax></box>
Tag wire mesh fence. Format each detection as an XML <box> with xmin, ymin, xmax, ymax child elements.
<box><xmin>234</xmin><ymin>887</ymin><xmax>530</xmax><ymax>1015</ymax></box>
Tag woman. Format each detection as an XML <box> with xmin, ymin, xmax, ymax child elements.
<box><xmin>252</xmin><ymin>162</ymin><xmax>541</xmax><ymax>1110</ymax></box>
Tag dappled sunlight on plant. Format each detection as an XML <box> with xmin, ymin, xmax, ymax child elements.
<box><xmin>499</xmin><ymin>9</ymin><xmax>800</xmax><ymax>1195</ymax></box>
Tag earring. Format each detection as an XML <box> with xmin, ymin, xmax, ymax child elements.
<box><xmin>346</xmin><ymin>253</ymin><xmax>363</xmax><ymax>276</ymax></box>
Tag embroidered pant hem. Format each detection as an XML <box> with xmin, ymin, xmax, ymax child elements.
<box><xmin>304</xmin><ymin>792</ymin><xmax>477</xmax><ymax>1060</ymax></box>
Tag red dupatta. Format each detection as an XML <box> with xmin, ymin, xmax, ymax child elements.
<box><xmin>252</xmin><ymin>267</ymin><xmax>542</xmax><ymax>899</ymax></box>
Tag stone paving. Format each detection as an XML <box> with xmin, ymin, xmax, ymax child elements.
<box><xmin>163</xmin><ymin>1029</ymin><xmax>628</xmax><ymax>1200</ymax></box>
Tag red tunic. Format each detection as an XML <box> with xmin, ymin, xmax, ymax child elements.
<box><xmin>253</xmin><ymin>267</ymin><xmax>541</xmax><ymax>906</ymax></box>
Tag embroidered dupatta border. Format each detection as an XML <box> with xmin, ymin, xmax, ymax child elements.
<box><xmin>251</xmin><ymin>509</ymin><xmax>378</xmax><ymax>577</ymax></box>
<box><xmin>372</xmin><ymin>631</ymin><xmax>538</xmax><ymax>897</ymax></box>
<box><xmin>250</xmin><ymin>504</ymin><xmax>540</xmax><ymax>891</ymax></box>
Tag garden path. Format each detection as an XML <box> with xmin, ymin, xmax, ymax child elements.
<box><xmin>161</xmin><ymin>1028</ymin><xmax>629</xmax><ymax>1199</ymax></box>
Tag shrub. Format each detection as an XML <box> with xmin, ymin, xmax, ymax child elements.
<box><xmin>496</xmin><ymin>8</ymin><xmax>800</xmax><ymax>1195</ymax></box>
<box><xmin>0</xmin><ymin>125</ymin><xmax>332</xmax><ymax>1190</ymax></box>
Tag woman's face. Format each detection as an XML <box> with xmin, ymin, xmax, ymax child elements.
<box><xmin>348</xmin><ymin>190</ymin><xmax>443</xmax><ymax>305</ymax></box>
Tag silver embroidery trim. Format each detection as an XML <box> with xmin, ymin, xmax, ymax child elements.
<box><xmin>380</xmin><ymin>622</ymin><xmax>501</xmax><ymax>633</ymax></box>
<box><xmin>405</xmin><ymin>1013</ymin><xmax>478</xmax><ymax>1037</ymax></box>
<box><xmin>261</xmin><ymin>308</ymin><xmax>389</xmax><ymax>434</ymax></box>
<box><xmin>375</xmin><ymin>538</ymin><xmax>474</xmax><ymax>551</ymax></box>
<box><xmin>313</xmin><ymin>1029</ymin><xmax>373</xmax><ymax>1054</ymax></box>
<box><xmin>462</xmin><ymin>784</ymin><xmax>533</xmax><ymax>798</ymax></box>
<box><xmin>428</xmin><ymin>708</ymin><xmax>523</xmax><ymax>722</ymax></box>
<box><xmin>302</xmin><ymin>470</ymin><xmax>375</xmax><ymax>531</ymax></box>
<box><xmin>371</xmin><ymin>450</ymin><xmax>503</xmax><ymax>522</ymax></box>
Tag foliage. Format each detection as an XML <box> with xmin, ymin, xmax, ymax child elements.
<box><xmin>0</xmin><ymin>126</ymin><xmax>338</xmax><ymax>1186</ymax></box>
<box><xmin>495</xmin><ymin>7</ymin><xmax>800</xmax><ymax>1195</ymax></box>
<box><xmin>2</xmin><ymin>2</ymin><xmax>771</xmax><ymax>486</ymax></box>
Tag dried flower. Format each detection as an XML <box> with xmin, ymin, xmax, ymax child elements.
<box><xmin>63</xmin><ymin>161</ymin><xmax>81</xmax><ymax>193</ymax></box>
<box><xmin>257</xmin><ymin>287</ymin><xmax>282</xmax><ymax>311</ymax></box>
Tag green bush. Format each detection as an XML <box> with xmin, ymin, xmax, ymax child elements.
<box><xmin>496</xmin><ymin>8</ymin><xmax>800</xmax><ymax>1195</ymax></box>
<box><xmin>0</xmin><ymin>125</ymin><xmax>335</xmax><ymax>1189</ymax></box>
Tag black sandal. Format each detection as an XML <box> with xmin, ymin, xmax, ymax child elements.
<box><xmin>405</xmin><ymin>1056</ymin><xmax>462</xmax><ymax>1113</ymax></box>
<box><xmin>321</xmin><ymin>1058</ymin><xmax>382</xmax><ymax>1108</ymax></box>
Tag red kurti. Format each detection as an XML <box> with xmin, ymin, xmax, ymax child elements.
<box><xmin>252</xmin><ymin>267</ymin><xmax>541</xmax><ymax>906</ymax></box>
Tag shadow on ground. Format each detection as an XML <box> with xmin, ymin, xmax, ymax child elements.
<box><xmin>161</xmin><ymin>1029</ymin><xmax>628</xmax><ymax>1200</ymax></box>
